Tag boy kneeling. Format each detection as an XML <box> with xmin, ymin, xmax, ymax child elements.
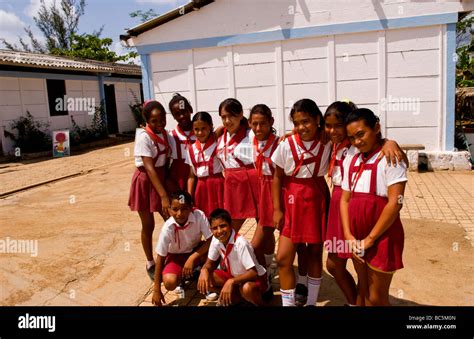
<box><xmin>198</xmin><ymin>208</ymin><xmax>268</xmax><ymax>306</ymax></box>
<box><xmin>152</xmin><ymin>191</ymin><xmax>212</xmax><ymax>306</ymax></box>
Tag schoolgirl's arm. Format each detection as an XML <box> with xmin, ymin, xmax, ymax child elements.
<box><xmin>152</xmin><ymin>255</ymin><xmax>166</xmax><ymax>306</ymax></box>
<box><xmin>340</xmin><ymin>190</ymin><xmax>355</xmax><ymax>242</ymax></box>
<box><xmin>187</xmin><ymin>170</ymin><xmax>197</xmax><ymax>198</ymax></box>
<box><xmin>272</xmin><ymin>166</ymin><xmax>285</xmax><ymax>229</ymax></box>
<box><xmin>215</xmin><ymin>126</ymin><xmax>225</xmax><ymax>138</ymax></box>
<box><xmin>142</xmin><ymin>156</ymin><xmax>170</xmax><ymax>219</ymax></box>
<box><xmin>379</xmin><ymin>139</ymin><xmax>409</xmax><ymax>167</ymax></box>
<box><xmin>361</xmin><ymin>181</ymin><xmax>406</xmax><ymax>251</ymax></box>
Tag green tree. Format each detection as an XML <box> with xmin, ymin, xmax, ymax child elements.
<box><xmin>456</xmin><ymin>12</ymin><xmax>473</xmax><ymax>87</ymax></box>
<box><xmin>1</xmin><ymin>0</ymin><xmax>86</xmax><ymax>53</ymax></box>
<box><xmin>129</xmin><ymin>9</ymin><xmax>158</xmax><ymax>23</ymax></box>
<box><xmin>56</xmin><ymin>33</ymin><xmax>137</xmax><ymax>62</ymax></box>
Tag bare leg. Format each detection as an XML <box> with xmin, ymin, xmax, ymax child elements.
<box><xmin>275</xmin><ymin>236</ymin><xmax>297</xmax><ymax>289</ymax></box>
<box><xmin>367</xmin><ymin>267</ymin><xmax>394</xmax><ymax>306</ymax></box>
<box><xmin>326</xmin><ymin>253</ymin><xmax>357</xmax><ymax>305</ymax></box>
<box><xmin>138</xmin><ymin>211</ymin><xmax>155</xmax><ymax>261</ymax></box>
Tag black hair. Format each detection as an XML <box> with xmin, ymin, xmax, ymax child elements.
<box><xmin>170</xmin><ymin>190</ymin><xmax>193</xmax><ymax>207</ymax></box>
<box><xmin>345</xmin><ymin>108</ymin><xmax>380</xmax><ymax>130</ymax></box>
<box><xmin>249</xmin><ymin>104</ymin><xmax>276</xmax><ymax>134</ymax></box>
<box><xmin>208</xmin><ymin>208</ymin><xmax>232</xmax><ymax>225</ymax></box>
<box><xmin>192</xmin><ymin>111</ymin><xmax>214</xmax><ymax>127</ymax></box>
<box><xmin>290</xmin><ymin>98</ymin><xmax>324</xmax><ymax>130</ymax></box>
<box><xmin>324</xmin><ymin>101</ymin><xmax>358</xmax><ymax>123</ymax></box>
<box><xmin>219</xmin><ymin>98</ymin><xmax>248</xmax><ymax>127</ymax></box>
<box><xmin>142</xmin><ymin>100</ymin><xmax>166</xmax><ymax>122</ymax></box>
<box><xmin>169</xmin><ymin>93</ymin><xmax>193</xmax><ymax>115</ymax></box>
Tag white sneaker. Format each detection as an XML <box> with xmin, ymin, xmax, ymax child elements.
<box><xmin>205</xmin><ymin>291</ymin><xmax>218</xmax><ymax>301</ymax></box>
<box><xmin>174</xmin><ymin>285</ymin><xmax>185</xmax><ymax>299</ymax></box>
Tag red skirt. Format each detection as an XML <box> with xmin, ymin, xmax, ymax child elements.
<box><xmin>258</xmin><ymin>175</ymin><xmax>275</xmax><ymax>228</ymax></box>
<box><xmin>128</xmin><ymin>166</ymin><xmax>166</xmax><ymax>212</ymax></box>
<box><xmin>195</xmin><ymin>173</ymin><xmax>225</xmax><ymax>216</ymax></box>
<box><xmin>325</xmin><ymin>186</ymin><xmax>352</xmax><ymax>259</ymax></box>
<box><xmin>349</xmin><ymin>192</ymin><xmax>404</xmax><ymax>272</ymax></box>
<box><xmin>224</xmin><ymin>167</ymin><xmax>260</xmax><ymax>219</ymax></box>
<box><xmin>170</xmin><ymin>158</ymin><xmax>190</xmax><ymax>191</ymax></box>
<box><xmin>282</xmin><ymin>176</ymin><xmax>330</xmax><ymax>244</ymax></box>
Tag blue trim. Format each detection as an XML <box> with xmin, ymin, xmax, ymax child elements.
<box><xmin>136</xmin><ymin>13</ymin><xmax>458</xmax><ymax>54</ymax></box>
<box><xmin>445</xmin><ymin>23</ymin><xmax>456</xmax><ymax>151</ymax></box>
<box><xmin>140</xmin><ymin>54</ymin><xmax>152</xmax><ymax>100</ymax></box>
<box><xmin>0</xmin><ymin>70</ymin><xmax>140</xmax><ymax>82</ymax></box>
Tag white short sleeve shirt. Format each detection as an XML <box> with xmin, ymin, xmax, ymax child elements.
<box><xmin>208</xmin><ymin>230</ymin><xmax>266</xmax><ymax>277</ymax></box>
<box><xmin>271</xmin><ymin>135</ymin><xmax>331</xmax><ymax>178</ymax></box>
<box><xmin>341</xmin><ymin>150</ymin><xmax>408</xmax><ymax>197</ymax></box>
<box><xmin>133</xmin><ymin>128</ymin><xmax>169</xmax><ymax>167</ymax></box>
<box><xmin>155</xmin><ymin>209</ymin><xmax>212</xmax><ymax>257</ymax></box>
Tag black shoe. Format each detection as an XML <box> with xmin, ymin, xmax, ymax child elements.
<box><xmin>295</xmin><ymin>283</ymin><xmax>308</xmax><ymax>306</ymax></box>
<box><xmin>146</xmin><ymin>265</ymin><xmax>155</xmax><ymax>282</ymax></box>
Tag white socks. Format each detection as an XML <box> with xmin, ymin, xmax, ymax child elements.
<box><xmin>297</xmin><ymin>273</ymin><xmax>308</xmax><ymax>287</ymax></box>
<box><xmin>280</xmin><ymin>288</ymin><xmax>296</xmax><ymax>306</ymax></box>
<box><xmin>146</xmin><ymin>260</ymin><xmax>155</xmax><ymax>270</ymax></box>
<box><xmin>306</xmin><ymin>276</ymin><xmax>322</xmax><ymax>306</ymax></box>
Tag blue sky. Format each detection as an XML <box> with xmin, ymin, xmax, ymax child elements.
<box><xmin>0</xmin><ymin>0</ymin><xmax>188</xmax><ymax>56</ymax></box>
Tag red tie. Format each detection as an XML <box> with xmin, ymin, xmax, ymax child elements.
<box><xmin>254</xmin><ymin>134</ymin><xmax>276</xmax><ymax>177</ymax></box>
<box><xmin>176</xmin><ymin>125</ymin><xmax>195</xmax><ymax>147</ymax></box>
<box><xmin>328</xmin><ymin>139</ymin><xmax>351</xmax><ymax>178</ymax></box>
<box><xmin>220</xmin><ymin>232</ymin><xmax>240</xmax><ymax>273</ymax></box>
<box><xmin>145</xmin><ymin>125</ymin><xmax>169</xmax><ymax>154</ymax></box>
<box><xmin>173</xmin><ymin>222</ymin><xmax>191</xmax><ymax>250</ymax></box>
<box><xmin>292</xmin><ymin>134</ymin><xmax>319</xmax><ymax>177</ymax></box>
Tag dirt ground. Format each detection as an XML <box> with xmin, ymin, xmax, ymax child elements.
<box><xmin>0</xmin><ymin>142</ymin><xmax>473</xmax><ymax>306</ymax></box>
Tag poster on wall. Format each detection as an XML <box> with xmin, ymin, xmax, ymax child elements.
<box><xmin>52</xmin><ymin>130</ymin><xmax>70</xmax><ymax>157</ymax></box>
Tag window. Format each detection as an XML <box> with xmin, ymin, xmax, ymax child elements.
<box><xmin>46</xmin><ymin>79</ymin><xmax>68</xmax><ymax>116</ymax></box>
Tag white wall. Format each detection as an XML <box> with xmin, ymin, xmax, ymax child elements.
<box><xmin>149</xmin><ymin>23</ymin><xmax>445</xmax><ymax>150</ymax></box>
<box><xmin>107</xmin><ymin>81</ymin><xmax>141</xmax><ymax>133</ymax></box>
<box><xmin>0</xmin><ymin>76</ymin><xmax>140</xmax><ymax>155</ymax></box>
<box><xmin>132</xmin><ymin>0</ymin><xmax>472</xmax><ymax>46</ymax></box>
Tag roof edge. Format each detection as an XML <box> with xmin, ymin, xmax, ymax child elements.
<box><xmin>121</xmin><ymin>0</ymin><xmax>214</xmax><ymax>41</ymax></box>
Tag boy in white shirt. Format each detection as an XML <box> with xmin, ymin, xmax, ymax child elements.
<box><xmin>198</xmin><ymin>209</ymin><xmax>268</xmax><ymax>306</ymax></box>
<box><xmin>152</xmin><ymin>191</ymin><xmax>212</xmax><ymax>306</ymax></box>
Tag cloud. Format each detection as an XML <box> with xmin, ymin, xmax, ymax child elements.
<box><xmin>0</xmin><ymin>10</ymin><xmax>27</xmax><ymax>45</ymax></box>
<box><xmin>24</xmin><ymin>0</ymin><xmax>56</xmax><ymax>18</ymax></box>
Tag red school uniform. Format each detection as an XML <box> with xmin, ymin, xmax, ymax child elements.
<box><xmin>325</xmin><ymin>140</ymin><xmax>354</xmax><ymax>259</ymax></box>
<box><xmin>185</xmin><ymin>134</ymin><xmax>225</xmax><ymax>216</ymax></box>
<box><xmin>216</xmin><ymin>126</ymin><xmax>260</xmax><ymax>219</ymax></box>
<box><xmin>271</xmin><ymin>134</ymin><xmax>331</xmax><ymax>244</ymax></box>
<box><xmin>252</xmin><ymin>132</ymin><xmax>280</xmax><ymax>228</ymax></box>
<box><xmin>169</xmin><ymin>126</ymin><xmax>196</xmax><ymax>190</ymax></box>
<box><xmin>341</xmin><ymin>146</ymin><xmax>407</xmax><ymax>273</ymax></box>
<box><xmin>128</xmin><ymin>126</ymin><xmax>170</xmax><ymax>212</ymax></box>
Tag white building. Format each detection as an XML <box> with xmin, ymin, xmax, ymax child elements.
<box><xmin>122</xmin><ymin>0</ymin><xmax>473</xmax><ymax>155</ymax></box>
<box><xmin>0</xmin><ymin>50</ymin><xmax>142</xmax><ymax>155</ymax></box>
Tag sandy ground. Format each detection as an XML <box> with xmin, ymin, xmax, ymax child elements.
<box><xmin>0</xmin><ymin>143</ymin><xmax>473</xmax><ymax>306</ymax></box>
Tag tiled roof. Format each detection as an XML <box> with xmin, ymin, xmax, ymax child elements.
<box><xmin>0</xmin><ymin>49</ymin><xmax>141</xmax><ymax>76</ymax></box>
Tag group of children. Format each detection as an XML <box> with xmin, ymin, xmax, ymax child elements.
<box><xmin>128</xmin><ymin>93</ymin><xmax>408</xmax><ymax>307</ymax></box>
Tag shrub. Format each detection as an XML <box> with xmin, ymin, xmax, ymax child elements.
<box><xmin>5</xmin><ymin>111</ymin><xmax>51</xmax><ymax>153</ymax></box>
